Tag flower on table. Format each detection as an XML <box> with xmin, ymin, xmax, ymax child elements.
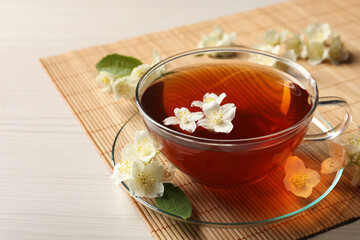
<box><xmin>112</xmin><ymin>76</ymin><xmax>137</xmax><ymax>100</ymax></box>
<box><xmin>197</xmin><ymin>25</ymin><xmax>237</xmax><ymax>57</ymax></box>
<box><xmin>283</xmin><ymin>156</ymin><xmax>320</xmax><ymax>198</ymax></box>
<box><xmin>307</xmin><ymin>42</ymin><xmax>327</xmax><ymax>65</ymax></box>
<box><xmin>264</xmin><ymin>28</ymin><xmax>289</xmax><ymax>46</ymax></box>
<box><xmin>130</xmin><ymin>64</ymin><xmax>151</xmax><ymax>80</ymax></box>
<box><xmin>284</xmin><ymin>33</ymin><xmax>308</xmax><ymax>59</ymax></box>
<box><xmin>250</xmin><ymin>44</ymin><xmax>280</xmax><ymax>66</ymax></box>
<box><xmin>305</xmin><ymin>22</ymin><xmax>332</xmax><ymax>43</ymax></box>
<box><xmin>128</xmin><ymin>159</ymin><xmax>165</xmax><ymax>198</ymax></box>
<box><xmin>197</xmin><ymin>101</ymin><xmax>236</xmax><ymax>134</ymax></box>
<box><xmin>327</xmin><ymin>36</ymin><xmax>350</xmax><ymax>65</ymax></box>
<box><xmin>283</xmin><ymin>49</ymin><xmax>298</xmax><ymax>62</ymax></box>
<box><xmin>111</xmin><ymin>144</ymin><xmax>139</xmax><ymax>184</ymax></box>
<box><xmin>95</xmin><ymin>71</ymin><xmax>116</xmax><ymax>93</ymax></box>
<box><xmin>321</xmin><ymin>142</ymin><xmax>348</xmax><ymax>174</ymax></box>
<box><xmin>163</xmin><ymin>107</ymin><xmax>204</xmax><ymax>133</ymax></box>
<box><xmin>191</xmin><ymin>92</ymin><xmax>227</xmax><ymax>109</ymax></box>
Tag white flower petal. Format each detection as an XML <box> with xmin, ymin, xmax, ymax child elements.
<box><xmin>162</xmin><ymin>163</ymin><xmax>176</xmax><ymax>182</ymax></box>
<box><xmin>264</xmin><ymin>28</ymin><xmax>281</xmax><ymax>46</ymax></box>
<box><xmin>214</xmin><ymin>121</ymin><xmax>233</xmax><ymax>133</ymax></box>
<box><xmin>283</xmin><ymin>49</ymin><xmax>298</xmax><ymax>62</ymax></box>
<box><xmin>306</xmin><ymin>22</ymin><xmax>332</xmax><ymax>43</ymax></box>
<box><xmin>191</xmin><ymin>100</ymin><xmax>204</xmax><ymax>108</ymax></box>
<box><xmin>216</xmin><ymin>93</ymin><xmax>226</xmax><ymax>104</ymax></box>
<box><xmin>95</xmin><ymin>71</ymin><xmax>115</xmax><ymax>93</ymax></box>
<box><xmin>284</xmin><ymin>156</ymin><xmax>306</xmax><ymax>174</ymax></box>
<box><xmin>304</xmin><ymin>168</ymin><xmax>321</xmax><ymax>188</ymax></box>
<box><xmin>307</xmin><ymin>42</ymin><xmax>326</xmax><ymax>65</ymax></box>
<box><xmin>221</xmin><ymin>105</ymin><xmax>236</xmax><ymax>121</ymax></box>
<box><xmin>328</xmin><ymin>36</ymin><xmax>349</xmax><ymax>65</ymax></box>
<box><xmin>179</xmin><ymin>122</ymin><xmax>197</xmax><ymax>133</ymax></box>
<box><xmin>197</xmin><ymin>118</ymin><xmax>214</xmax><ymax>130</ymax></box>
<box><xmin>203</xmin><ymin>101</ymin><xmax>221</xmax><ymax>117</ymax></box>
<box><xmin>163</xmin><ymin>116</ymin><xmax>180</xmax><ymax>126</ymax></box>
<box><xmin>321</xmin><ymin>157</ymin><xmax>344</xmax><ymax>174</ymax></box>
<box><xmin>130</xmin><ymin>64</ymin><xmax>151</xmax><ymax>80</ymax></box>
<box><xmin>133</xmin><ymin>130</ymin><xmax>156</xmax><ymax>163</ymax></box>
<box><xmin>144</xmin><ymin>160</ymin><xmax>164</xmax><ymax>181</ymax></box>
<box><xmin>112</xmin><ymin>76</ymin><xmax>136</xmax><ymax>100</ymax></box>
<box><xmin>190</xmin><ymin>111</ymin><xmax>204</xmax><ymax>122</ymax></box>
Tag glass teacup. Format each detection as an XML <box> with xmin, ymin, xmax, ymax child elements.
<box><xmin>135</xmin><ymin>47</ymin><xmax>351</xmax><ymax>187</ymax></box>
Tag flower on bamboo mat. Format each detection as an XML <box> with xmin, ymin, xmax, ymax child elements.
<box><xmin>95</xmin><ymin>51</ymin><xmax>164</xmax><ymax>100</ymax></box>
<box><xmin>112</xmin><ymin>129</ymin><xmax>192</xmax><ymax>219</ymax></box>
<box><xmin>320</xmin><ymin>134</ymin><xmax>360</xmax><ymax>187</ymax></box>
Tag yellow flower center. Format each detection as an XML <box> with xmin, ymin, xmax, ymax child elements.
<box><xmin>119</xmin><ymin>160</ymin><xmax>131</xmax><ymax>174</ymax></box>
<box><xmin>136</xmin><ymin>138</ymin><xmax>152</xmax><ymax>155</ymax></box>
<box><xmin>210</xmin><ymin>112</ymin><xmax>223</xmax><ymax>125</ymax></box>
<box><xmin>178</xmin><ymin>109</ymin><xmax>191</xmax><ymax>123</ymax></box>
<box><xmin>205</xmin><ymin>97</ymin><xmax>215</xmax><ymax>103</ymax></box>
<box><xmin>292</xmin><ymin>174</ymin><xmax>307</xmax><ymax>188</ymax></box>
<box><xmin>136</xmin><ymin>173</ymin><xmax>155</xmax><ymax>190</ymax></box>
<box><xmin>101</xmin><ymin>77</ymin><xmax>110</xmax><ymax>84</ymax></box>
<box><xmin>115</xmin><ymin>81</ymin><xmax>130</xmax><ymax>94</ymax></box>
<box><xmin>346</xmin><ymin>137</ymin><xmax>360</xmax><ymax>147</ymax></box>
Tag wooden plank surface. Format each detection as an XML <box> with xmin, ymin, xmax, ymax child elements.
<box><xmin>1</xmin><ymin>0</ymin><xmax>360</xmax><ymax>239</ymax></box>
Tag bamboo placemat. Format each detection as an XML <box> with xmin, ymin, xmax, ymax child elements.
<box><xmin>40</xmin><ymin>0</ymin><xmax>360</xmax><ymax>238</ymax></box>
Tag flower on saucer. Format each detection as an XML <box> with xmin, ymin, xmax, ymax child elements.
<box><xmin>283</xmin><ymin>156</ymin><xmax>320</xmax><ymax>198</ymax></box>
<box><xmin>249</xmin><ymin>44</ymin><xmax>280</xmax><ymax>66</ymax></box>
<box><xmin>162</xmin><ymin>163</ymin><xmax>176</xmax><ymax>183</ymax></box>
<box><xmin>307</xmin><ymin>42</ymin><xmax>327</xmax><ymax>65</ymax></box>
<box><xmin>284</xmin><ymin>33</ymin><xmax>307</xmax><ymax>59</ymax></box>
<box><xmin>306</xmin><ymin>22</ymin><xmax>332</xmax><ymax>43</ymax></box>
<box><xmin>163</xmin><ymin>107</ymin><xmax>204</xmax><ymax>133</ymax></box>
<box><xmin>95</xmin><ymin>71</ymin><xmax>116</xmax><ymax>93</ymax></box>
<box><xmin>327</xmin><ymin>36</ymin><xmax>350</xmax><ymax>65</ymax></box>
<box><xmin>197</xmin><ymin>25</ymin><xmax>236</xmax><ymax>57</ymax></box>
<box><xmin>133</xmin><ymin>130</ymin><xmax>157</xmax><ymax>163</ymax></box>
<box><xmin>321</xmin><ymin>142</ymin><xmax>348</xmax><ymax>174</ymax></box>
<box><xmin>191</xmin><ymin>92</ymin><xmax>227</xmax><ymax>109</ymax></box>
<box><xmin>111</xmin><ymin>144</ymin><xmax>138</xmax><ymax>184</ymax></box>
<box><xmin>112</xmin><ymin>76</ymin><xmax>137</xmax><ymax>100</ymax></box>
<box><xmin>128</xmin><ymin>159</ymin><xmax>165</xmax><ymax>198</ymax></box>
<box><xmin>197</xmin><ymin>101</ymin><xmax>236</xmax><ymax>134</ymax></box>
<box><xmin>264</xmin><ymin>28</ymin><xmax>289</xmax><ymax>46</ymax></box>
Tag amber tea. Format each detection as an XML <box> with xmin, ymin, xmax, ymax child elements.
<box><xmin>141</xmin><ymin>62</ymin><xmax>313</xmax><ymax>186</ymax></box>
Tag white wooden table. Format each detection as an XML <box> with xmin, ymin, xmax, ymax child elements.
<box><xmin>0</xmin><ymin>0</ymin><xmax>358</xmax><ymax>239</ymax></box>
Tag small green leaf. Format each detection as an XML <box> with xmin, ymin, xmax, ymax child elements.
<box><xmin>155</xmin><ymin>183</ymin><xmax>192</xmax><ymax>219</ymax></box>
<box><xmin>95</xmin><ymin>54</ymin><xmax>142</xmax><ymax>77</ymax></box>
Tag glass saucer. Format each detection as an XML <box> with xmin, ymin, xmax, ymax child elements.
<box><xmin>111</xmin><ymin>112</ymin><xmax>342</xmax><ymax>228</ymax></box>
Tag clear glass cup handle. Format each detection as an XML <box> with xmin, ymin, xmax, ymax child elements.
<box><xmin>303</xmin><ymin>96</ymin><xmax>352</xmax><ymax>142</ymax></box>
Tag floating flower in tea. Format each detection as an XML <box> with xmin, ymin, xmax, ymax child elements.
<box><xmin>197</xmin><ymin>101</ymin><xmax>236</xmax><ymax>134</ymax></box>
<box><xmin>283</xmin><ymin>156</ymin><xmax>320</xmax><ymax>198</ymax></box>
<box><xmin>128</xmin><ymin>159</ymin><xmax>165</xmax><ymax>198</ymax></box>
<box><xmin>163</xmin><ymin>107</ymin><xmax>204</xmax><ymax>133</ymax></box>
<box><xmin>191</xmin><ymin>92</ymin><xmax>226</xmax><ymax>109</ymax></box>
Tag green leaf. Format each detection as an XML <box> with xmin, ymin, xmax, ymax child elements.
<box><xmin>155</xmin><ymin>183</ymin><xmax>192</xmax><ymax>219</ymax></box>
<box><xmin>95</xmin><ymin>54</ymin><xmax>142</xmax><ymax>77</ymax></box>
